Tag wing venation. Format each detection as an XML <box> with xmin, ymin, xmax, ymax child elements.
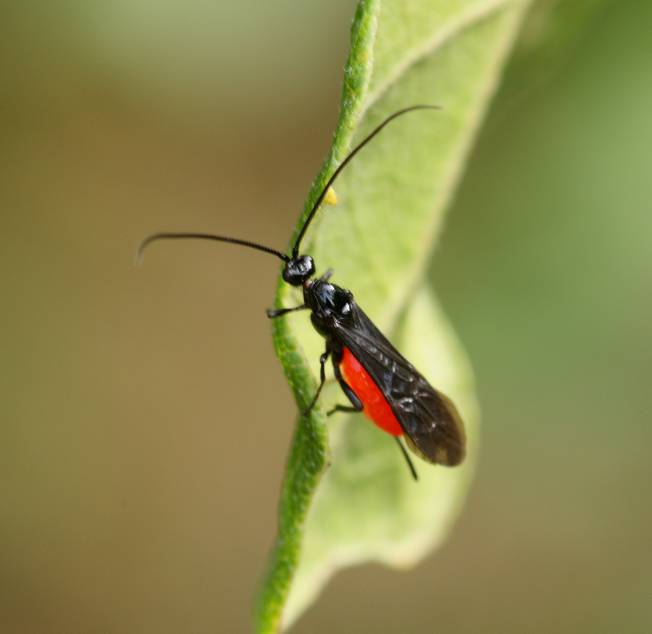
<box><xmin>333</xmin><ymin>302</ymin><xmax>465</xmax><ymax>466</ymax></box>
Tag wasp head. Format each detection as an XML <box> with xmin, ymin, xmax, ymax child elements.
<box><xmin>282</xmin><ymin>255</ymin><xmax>315</xmax><ymax>286</ymax></box>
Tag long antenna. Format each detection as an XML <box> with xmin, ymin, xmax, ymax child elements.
<box><xmin>137</xmin><ymin>232</ymin><xmax>289</xmax><ymax>265</ymax></box>
<box><xmin>292</xmin><ymin>104</ymin><xmax>440</xmax><ymax>258</ymax></box>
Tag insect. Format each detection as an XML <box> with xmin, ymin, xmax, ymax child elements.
<box><xmin>139</xmin><ymin>106</ymin><xmax>466</xmax><ymax>480</ymax></box>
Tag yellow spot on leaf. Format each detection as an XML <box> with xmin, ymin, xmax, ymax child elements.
<box><xmin>323</xmin><ymin>187</ymin><xmax>338</xmax><ymax>206</ymax></box>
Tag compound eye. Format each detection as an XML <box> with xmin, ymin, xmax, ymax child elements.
<box><xmin>298</xmin><ymin>255</ymin><xmax>315</xmax><ymax>275</ymax></box>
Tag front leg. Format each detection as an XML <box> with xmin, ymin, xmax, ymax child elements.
<box><xmin>266</xmin><ymin>304</ymin><xmax>307</xmax><ymax>319</ymax></box>
<box><xmin>327</xmin><ymin>354</ymin><xmax>363</xmax><ymax>417</ymax></box>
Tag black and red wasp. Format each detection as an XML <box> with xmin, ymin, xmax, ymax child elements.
<box><xmin>139</xmin><ymin>106</ymin><xmax>466</xmax><ymax>480</ymax></box>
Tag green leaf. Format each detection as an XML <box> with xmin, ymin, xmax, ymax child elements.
<box><xmin>255</xmin><ymin>0</ymin><xmax>530</xmax><ymax>631</ymax></box>
<box><xmin>496</xmin><ymin>0</ymin><xmax>615</xmax><ymax>105</ymax></box>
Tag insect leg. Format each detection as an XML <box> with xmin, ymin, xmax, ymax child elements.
<box><xmin>327</xmin><ymin>404</ymin><xmax>360</xmax><ymax>416</ymax></box>
<box><xmin>318</xmin><ymin>269</ymin><xmax>334</xmax><ymax>282</ymax></box>
<box><xmin>326</xmin><ymin>356</ymin><xmax>363</xmax><ymax>417</ymax></box>
<box><xmin>303</xmin><ymin>347</ymin><xmax>330</xmax><ymax>416</ymax></box>
<box><xmin>395</xmin><ymin>436</ymin><xmax>418</xmax><ymax>481</ymax></box>
<box><xmin>266</xmin><ymin>304</ymin><xmax>307</xmax><ymax>319</ymax></box>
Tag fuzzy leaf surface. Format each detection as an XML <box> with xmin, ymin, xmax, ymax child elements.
<box><xmin>256</xmin><ymin>1</ymin><xmax>530</xmax><ymax>631</ymax></box>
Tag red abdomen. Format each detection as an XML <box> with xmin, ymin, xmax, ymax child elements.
<box><xmin>340</xmin><ymin>347</ymin><xmax>403</xmax><ymax>437</ymax></box>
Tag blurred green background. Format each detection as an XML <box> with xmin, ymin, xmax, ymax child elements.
<box><xmin>2</xmin><ymin>1</ymin><xmax>650</xmax><ymax>632</ymax></box>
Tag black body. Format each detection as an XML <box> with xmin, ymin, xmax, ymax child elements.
<box><xmin>139</xmin><ymin>105</ymin><xmax>466</xmax><ymax>479</ymax></box>
<box><xmin>303</xmin><ymin>276</ymin><xmax>465</xmax><ymax>467</ymax></box>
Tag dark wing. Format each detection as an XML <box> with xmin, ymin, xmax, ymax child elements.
<box><xmin>333</xmin><ymin>302</ymin><xmax>466</xmax><ymax>466</ymax></box>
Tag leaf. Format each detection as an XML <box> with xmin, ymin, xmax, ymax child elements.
<box><xmin>255</xmin><ymin>0</ymin><xmax>530</xmax><ymax>631</ymax></box>
<box><xmin>516</xmin><ymin>0</ymin><xmax>614</xmax><ymax>65</ymax></box>
<box><xmin>495</xmin><ymin>0</ymin><xmax>615</xmax><ymax>108</ymax></box>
